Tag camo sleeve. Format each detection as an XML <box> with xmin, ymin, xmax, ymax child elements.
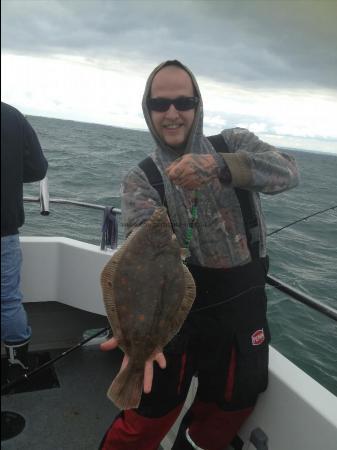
<box><xmin>219</xmin><ymin>128</ymin><xmax>300</xmax><ymax>194</ymax></box>
<box><xmin>121</xmin><ymin>165</ymin><xmax>162</xmax><ymax>237</ymax></box>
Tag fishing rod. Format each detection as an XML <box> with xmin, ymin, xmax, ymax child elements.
<box><xmin>1</xmin><ymin>326</ymin><xmax>111</xmax><ymax>394</ymax></box>
<box><xmin>267</xmin><ymin>205</ymin><xmax>337</xmax><ymax>236</ymax></box>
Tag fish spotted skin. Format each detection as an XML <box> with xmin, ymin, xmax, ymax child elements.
<box><xmin>100</xmin><ymin>207</ymin><xmax>196</xmax><ymax>409</ymax></box>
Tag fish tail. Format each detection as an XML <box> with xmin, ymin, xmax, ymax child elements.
<box><xmin>107</xmin><ymin>363</ymin><xmax>143</xmax><ymax>410</ymax></box>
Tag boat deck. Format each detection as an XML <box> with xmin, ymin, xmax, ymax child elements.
<box><xmin>1</xmin><ymin>302</ymin><xmax>123</xmax><ymax>450</ymax></box>
<box><xmin>3</xmin><ymin>301</ymin><xmax>336</xmax><ymax>449</ymax></box>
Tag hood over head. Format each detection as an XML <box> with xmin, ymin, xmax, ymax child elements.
<box><xmin>142</xmin><ymin>60</ymin><xmax>204</xmax><ymax>155</ymax></box>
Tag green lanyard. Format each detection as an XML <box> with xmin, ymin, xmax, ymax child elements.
<box><xmin>181</xmin><ymin>191</ymin><xmax>198</xmax><ymax>262</ymax></box>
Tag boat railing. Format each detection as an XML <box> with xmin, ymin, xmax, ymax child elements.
<box><xmin>26</xmin><ymin>176</ymin><xmax>122</xmax><ymax>215</ymax></box>
<box><xmin>266</xmin><ymin>275</ymin><xmax>337</xmax><ymax>321</ymax></box>
<box><xmin>23</xmin><ymin>178</ymin><xmax>337</xmax><ymax>322</ymax></box>
<box><xmin>25</xmin><ymin>177</ymin><xmax>121</xmax><ymax>250</ymax></box>
<box><xmin>24</xmin><ymin>195</ymin><xmax>121</xmax><ymax>215</ymax></box>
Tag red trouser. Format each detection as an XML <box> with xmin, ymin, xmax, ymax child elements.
<box><xmin>101</xmin><ymin>402</ymin><xmax>253</xmax><ymax>450</ymax></box>
<box><xmin>100</xmin><ymin>406</ymin><xmax>182</xmax><ymax>450</ymax></box>
<box><xmin>100</xmin><ymin>260</ymin><xmax>270</xmax><ymax>450</ymax></box>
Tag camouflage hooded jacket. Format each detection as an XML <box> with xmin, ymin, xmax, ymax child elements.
<box><xmin>121</xmin><ymin>61</ymin><xmax>299</xmax><ymax>269</ymax></box>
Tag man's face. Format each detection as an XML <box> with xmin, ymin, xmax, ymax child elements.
<box><xmin>149</xmin><ymin>66</ymin><xmax>196</xmax><ymax>150</ymax></box>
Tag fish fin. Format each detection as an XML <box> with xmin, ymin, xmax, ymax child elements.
<box><xmin>161</xmin><ymin>264</ymin><xmax>196</xmax><ymax>346</ymax></box>
<box><xmin>100</xmin><ymin>248</ymin><xmax>124</xmax><ymax>338</ymax></box>
<box><xmin>100</xmin><ymin>227</ymin><xmax>141</xmax><ymax>338</ymax></box>
<box><xmin>107</xmin><ymin>362</ymin><xmax>143</xmax><ymax>410</ymax></box>
<box><xmin>182</xmin><ymin>264</ymin><xmax>197</xmax><ymax>311</ymax></box>
<box><xmin>175</xmin><ymin>263</ymin><xmax>196</xmax><ymax>325</ymax></box>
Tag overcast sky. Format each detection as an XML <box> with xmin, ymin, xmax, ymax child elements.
<box><xmin>2</xmin><ymin>0</ymin><xmax>337</xmax><ymax>152</ymax></box>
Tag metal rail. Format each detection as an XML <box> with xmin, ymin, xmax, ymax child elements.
<box><xmin>266</xmin><ymin>275</ymin><xmax>337</xmax><ymax>321</ymax></box>
<box><xmin>24</xmin><ymin>196</ymin><xmax>121</xmax><ymax>214</ymax></box>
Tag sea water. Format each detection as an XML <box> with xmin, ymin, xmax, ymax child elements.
<box><xmin>21</xmin><ymin>115</ymin><xmax>337</xmax><ymax>396</ymax></box>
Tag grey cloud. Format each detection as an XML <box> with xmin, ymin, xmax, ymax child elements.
<box><xmin>2</xmin><ymin>0</ymin><xmax>337</xmax><ymax>90</ymax></box>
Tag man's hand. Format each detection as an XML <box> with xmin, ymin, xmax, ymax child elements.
<box><xmin>100</xmin><ymin>337</ymin><xmax>166</xmax><ymax>394</ymax></box>
<box><xmin>166</xmin><ymin>154</ymin><xmax>219</xmax><ymax>189</ymax></box>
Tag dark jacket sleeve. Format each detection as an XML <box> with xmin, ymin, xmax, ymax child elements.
<box><xmin>22</xmin><ymin>117</ymin><xmax>48</xmax><ymax>182</ymax></box>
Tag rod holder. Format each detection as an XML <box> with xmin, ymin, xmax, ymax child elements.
<box><xmin>39</xmin><ymin>177</ymin><xmax>50</xmax><ymax>215</ymax></box>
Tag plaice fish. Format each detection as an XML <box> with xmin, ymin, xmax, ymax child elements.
<box><xmin>100</xmin><ymin>207</ymin><xmax>196</xmax><ymax>410</ymax></box>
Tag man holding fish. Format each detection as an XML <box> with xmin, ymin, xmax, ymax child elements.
<box><xmin>100</xmin><ymin>60</ymin><xmax>299</xmax><ymax>450</ymax></box>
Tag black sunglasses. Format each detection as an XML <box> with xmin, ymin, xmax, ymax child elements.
<box><xmin>147</xmin><ymin>96</ymin><xmax>199</xmax><ymax>112</ymax></box>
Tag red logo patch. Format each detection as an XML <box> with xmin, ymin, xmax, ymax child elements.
<box><xmin>251</xmin><ymin>329</ymin><xmax>265</xmax><ymax>346</ymax></box>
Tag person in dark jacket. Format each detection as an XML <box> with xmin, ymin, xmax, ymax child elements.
<box><xmin>1</xmin><ymin>102</ymin><xmax>48</xmax><ymax>381</ymax></box>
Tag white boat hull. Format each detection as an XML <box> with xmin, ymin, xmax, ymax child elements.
<box><xmin>21</xmin><ymin>236</ymin><xmax>113</xmax><ymax>316</ymax></box>
<box><xmin>20</xmin><ymin>236</ymin><xmax>337</xmax><ymax>450</ymax></box>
